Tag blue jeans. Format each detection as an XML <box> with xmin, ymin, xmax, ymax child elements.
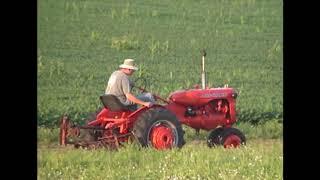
<box><xmin>136</xmin><ymin>92</ymin><xmax>156</xmax><ymax>104</ymax></box>
<box><xmin>125</xmin><ymin>92</ymin><xmax>155</xmax><ymax>110</ymax></box>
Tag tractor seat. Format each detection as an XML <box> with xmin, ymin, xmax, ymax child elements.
<box><xmin>100</xmin><ymin>94</ymin><xmax>135</xmax><ymax>112</ymax></box>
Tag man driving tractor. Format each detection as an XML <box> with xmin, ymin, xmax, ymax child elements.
<box><xmin>105</xmin><ymin>58</ymin><xmax>155</xmax><ymax>109</ymax></box>
<box><xmin>59</xmin><ymin>54</ymin><xmax>244</xmax><ymax>150</ymax></box>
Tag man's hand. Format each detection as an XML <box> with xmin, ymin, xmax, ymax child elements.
<box><xmin>143</xmin><ymin>102</ymin><xmax>153</xmax><ymax>108</ymax></box>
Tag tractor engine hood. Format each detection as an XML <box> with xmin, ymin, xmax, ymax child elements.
<box><xmin>168</xmin><ymin>88</ymin><xmax>237</xmax><ymax>106</ymax></box>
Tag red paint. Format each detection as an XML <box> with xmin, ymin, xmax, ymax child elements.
<box><xmin>223</xmin><ymin>135</ymin><xmax>242</xmax><ymax>148</ymax></box>
<box><xmin>149</xmin><ymin>126</ymin><xmax>174</xmax><ymax>150</ymax></box>
<box><xmin>166</xmin><ymin>88</ymin><xmax>237</xmax><ymax>130</ymax></box>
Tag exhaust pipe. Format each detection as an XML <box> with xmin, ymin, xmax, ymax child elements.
<box><xmin>201</xmin><ymin>50</ymin><xmax>206</xmax><ymax>89</ymax></box>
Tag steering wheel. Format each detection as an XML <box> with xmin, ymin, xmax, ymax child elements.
<box><xmin>131</xmin><ymin>77</ymin><xmax>148</xmax><ymax>94</ymax></box>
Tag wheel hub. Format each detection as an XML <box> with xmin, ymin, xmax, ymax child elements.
<box><xmin>150</xmin><ymin>126</ymin><xmax>175</xmax><ymax>150</ymax></box>
<box><xmin>223</xmin><ymin>134</ymin><xmax>241</xmax><ymax>148</ymax></box>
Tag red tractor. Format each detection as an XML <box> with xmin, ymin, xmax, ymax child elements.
<box><xmin>59</xmin><ymin>51</ymin><xmax>246</xmax><ymax>150</ymax></box>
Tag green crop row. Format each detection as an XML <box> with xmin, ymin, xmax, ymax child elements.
<box><xmin>38</xmin><ymin>0</ymin><xmax>282</xmax><ymax>127</ymax></box>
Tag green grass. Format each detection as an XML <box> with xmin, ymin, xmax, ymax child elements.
<box><xmin>38</xmin><ymin>0</ymin><xmax>282</xmax><ymax>127</ymax></box>
<box><xmin>38</xmin><ymin>0</ymin><xmax>282</xmax><ymax>178</ymax></box>
<box><xmin>38</xmin><ymin>121</ymin><xmax>282</xmax><ymax>179</ymax></box>
<box><xmin>39</xmin><ymin>141</ymin><xmax>282</xmax><ymax>179</ymax></box>
<box><xmin>38</xmin><ymin>119</ymin><xmax>283</xmax><ymax>179</ymax></box>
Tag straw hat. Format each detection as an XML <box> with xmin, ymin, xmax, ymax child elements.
<box><xmin>119</xmin><ymin>59</ymin><xmax>138</xmax><ymax>70</ymax></box>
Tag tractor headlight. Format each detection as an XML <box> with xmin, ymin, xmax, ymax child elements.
<box><xmin>232</xmin><ymin>92</ymin><xmax>238</xmax><ymax>99</ymax></box>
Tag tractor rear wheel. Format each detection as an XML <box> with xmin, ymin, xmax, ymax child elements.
<box><xmin>220</xmin><ymin>127</ymin><xmax>246</xmax><ymax>148</ymax></box>
<box><xmin>133</xmin><ymin>108</ymin><xmax>185</xmax><ymax>150</ymax></box>
<box><xmin>207</xmin><ymin>127</ymin><xmax>224</xmax><ymax>148</ymax></box>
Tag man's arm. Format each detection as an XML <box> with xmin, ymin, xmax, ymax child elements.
<box><xmin>125</xmin><ymin>93</ymin><xmax>152</xmax><ymax>107</ymax></box>
<box><xmin>121</xmin><ymin>74</ymin><xmax>152</xmax><ymax>107</ymax></box>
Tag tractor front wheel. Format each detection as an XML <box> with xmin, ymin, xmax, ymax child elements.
<box><xmin>133</xmin><ymin>108</ymin><xmax>185</xmax><ymax>150</ymax></box>
<box><xmin>207</xmin><ymin>127</ymin><xmax>224</xmax><ymax>148</ymax></box>
<box><xmin>220</xmin><ymin>127</ymin><xmax>246</xmax><ymax>148</ymax></box>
